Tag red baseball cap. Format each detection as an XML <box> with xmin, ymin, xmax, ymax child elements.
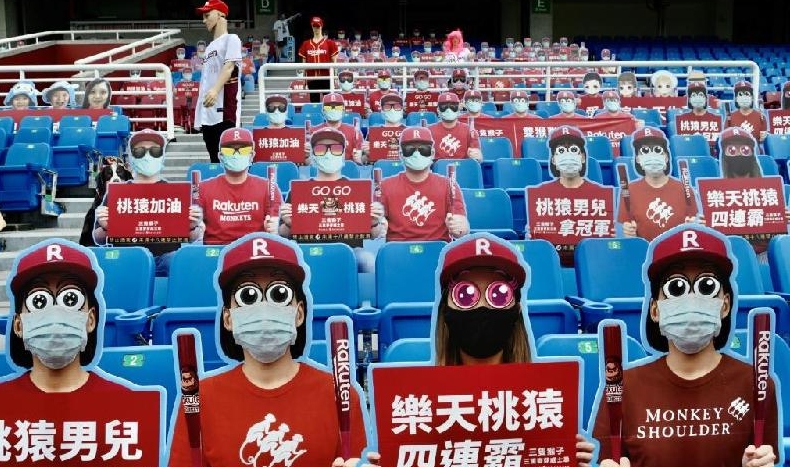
<box><xmin>219</xmin><ymin>127</ymin><xmax>253</xmax><ymax>146</ymax></box>
<box><xmin>438</xmin><ymin>92</ymin><xmax>460</xmax><ymax>104</ymax></box>
<box><xmin>439</xmin><ymin>235</ymin><xmax>526</xmax><ymax>288</ymax></box>
<box><xmin>549</xmin><ymin>125</ymin><xmax>584</xmax><ymax>143</ymax></box>
<box><xmin>734</xmin><ymin>80</ymin><xmax>752</xmax><ymax>92</ymax></box>
<box><xmin>218</xmin><ymin>234</ymin><xmax>305</xmax><ymax>290</ymax></box>
<box><xmin>322</xmin><ymin>93</ymin><xmax>345</xmax><ymax>106</ymax></box>
<box><xmin>380</xmin><ymin>93</ymin><xmax>402</xmax><ymax>105</ymax></box>
<box><xmin>688</xmin><ymin>81</ymin><xmax>707</xmax><ymax>92</ymax></box>
<box><xmin>413</xmin><ymin>69</ymin><xmax>429</xmax><ymax>79</ymax></box>
<box><xmin>463</xmin><ymin>90</ymin><xmax>482</xmax><ymax>100</ymax></box>
<box><xmin>310</xmin><ymin>127</ymin><xmax>346</xmax><ymax>146</ymax></box>
<box><xmin>452</xmin><ymin>69</ymin><xmax>467</xmax><ymax>79</ymax></box>
<box><xmin>555</xmin><ymin>90</ymin><xmax>575</xmax><ymax>101</ymax></box>
<box><xmin>196</xmin><ymin>0</ymin><xmax>228</xmax><ymax>16</ymax></box>
<box><xmin>129</xmin><ymin>129</ymin><xmax>166</xmax><ymax>148</ymax></box>
<box><xmin>510</xmin><ymin>90</ymin><xmax>529</xmax><ymax>100</ymax></box>
<box><xmin>632</xmin><ymin>126</ymin><xmax>667</xmax><ymax>145</ymax></box>
<box><xmin>400</xmin><ymin>126</ymin><xmax>434</xmax><ymax>145</ymax></box>
<box><xmin>719</xmin><ymin>126</ymin><xmax>755</xmax><ymax>144</ymax></box>
<box><xmin>338</xmin><ymin>70</ymin><xmax>354</xmax><ymax>79</ymax></box>
<box><xmin>377</xmin><ymin>69</ymin><xmax>392</xmax><ymax>79</ymax></box>
<box><xmin>602</xmin><ymin>90</ymin><xmax>619</xmax><ymax>100</ymax></box>
<box><xmin>11</xmin><ymin>241</ymin><xmax>98</xmax><ymax>296</ymax></box>
<box><xmin>310</xmin><ymin>16</ymin><xmax>324</xmax><ymax>27</ymax></box>
<box><xmin>265</xmin><ymin>94</ymin><xmax>288</xmax><ymax>106</ymax></box>
<box><xmin>647</xmin><ymin>226</ymin><xmax>733</xmax><ymax>283</ymax></box>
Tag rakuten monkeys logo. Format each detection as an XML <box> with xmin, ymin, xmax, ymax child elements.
<box><xmin>214</xmin><ymin>199</ymin><xmax>260</xmax><ymax>222</ymax></box>
<box><xmin>307</xmin><ymin>49</ymin><xmax>327</xmax><ymax>57</ymax></box>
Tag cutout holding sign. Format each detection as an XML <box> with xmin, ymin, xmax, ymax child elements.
<box><xmin>288</xmin><ymin>179</ymin><xmax>373</xmax><ymax>242</ymax></box>
<box><xmin>105</xmin><ymin>183</ymin><xmax>192</xmax><ymax>244</ymax></box>
<box><xmin>252</xmin><ymin>127</ymin><xmax>307</xmax><ymax>163</ymax></box>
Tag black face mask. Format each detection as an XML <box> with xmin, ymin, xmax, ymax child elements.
<box><xmin>443</xmin><ymin>307</ymin><xmax>520</xmax><ymax>359</ymax></box>
<box><xmin>724</xmin><ymin>156</ymin><xmax>759</xmax><ymax>177</ymax></box>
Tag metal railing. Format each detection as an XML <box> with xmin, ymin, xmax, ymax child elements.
<box><xmin>0</xmin><ymin>64</ymin><xmax>176</xmax><ymax>140</ymax></box>
<box><xmin>258</xmin><ymin>60</ymin><xmax>762</xmax><ymax>113</ymax></box>
<box><xmin>75</xmin><ymin>29</ymin><xmax>182</xmax><ymax>65</ymax></box>
<box><xmin>0</xmin><ymin>29</ymin><xmax>182</xmax><ymax>51</ymax></box>
<box><xmin>70</xmin><ymin>20</ymin><xmax>252</xmax><ymax>31</ymax></box>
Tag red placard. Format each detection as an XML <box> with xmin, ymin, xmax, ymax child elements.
<box><xmin>289</xmin><ymin>179</ymin><xmax>373</xmax><ymax>242</ymax></box>
<box><xmin>405</xmin><ymin>91</ymin><xmax>439</xmax><ymax>113</ymax></box>
<box><xmin>0</xmin><ymin>108</ymin><xmax>113</xmax><ymax>127</ymax></box>
<box><xmin>106</xmin><ymin>182</ymin><xmax>191</xmax><ymax>244</ymax></box>
<box><xmin>340</xmin><ymin>92</ymin><xmax>367</xmax><ymax>116</ymax></box>
<box><xmin>367</xmin><ymin>126</ymin><xmax>405</xmax><ymax>162</ymax></box>
<box><xmin>696</xmin><ymin>176</ymin><xmax>788</xmax><ymax>250</ymax></box>
<box><xmin>673</xmin><ymin>111</ymin><xmax>723</xmax><ymax>146</ymax></box>
<box><xmin>767</xmin><ymin>109</ymin><xmax>790</xmax><ymax>135</ymax></box>
<box><xmin>252</xmin><ymin>127</ymin><xmax>306</xmax><ymax>163</ymax></box>
<box><xmin>619</xmin><ymin>96</ymin><xmax>688</xmax><ymax>122</ymax></box>
<box><xmin>371</xmin><ymin>362</ymin><xmax>579</xmax><ymax>467</ymax></box>
<box><xmin>476</xmin><ymin>117</ymin><xmax>636</xmax><ymax>157</ymax></box>
<box><xmin>0</xmin><ymin>383</ymin><xmax>160</xmax><ymax>466</ymax></box>
<box><xmin>527</xmin><ymin>181</ymin><xmax>616</xmax><ymax>252</ymax></box>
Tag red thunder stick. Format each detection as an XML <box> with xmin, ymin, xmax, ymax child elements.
<box><xmin>602</xmin><ymin>324</ymin><xmax>624</xmax><ymax>461</ymax></box>
<box><xmin>191</xmin><ymin>170</ymin><xmax>201</xmax><ymax>204</ymax></box>
<box><xmin>267</xmin><ymin>165</ymin><xmax>277</xmax><ymax>216</ymax></box>
<box><xmin>616</xmin><ymin>164</ymin><xmax>633</xmax><ymax>221</ymax></box>
<box><xmin>446</xmin><ymin>164</ymin><xmax>457</xmax><ymax>214</ymax></box>
<box><xmin>677</xmin><ymin>158</ymin><xmax>694</xmax><ymax>208</ymax></box>
<box><xmin>753</xmin><ymin>312</ymin><xmax>772</xmax><ymax>447</ymax></box>
<box><xmin>329</xmin><ymin>321</ymin><xmax>352</xmax><ymax>460</ymax></box>
<box><xmin>373</xmin><ymin>167</ymin><xmax>383</xmax><ymax>204</ymax></box>
<box><xmin>176</xmin><ymin>334</ymin><xmax>204</xmax><ymax>467</ymax></box>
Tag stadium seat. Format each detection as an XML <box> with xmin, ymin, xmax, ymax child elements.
<box><xmin>619</xmin><ymin>135</ymin><xmax>634</xmax><ymax>158</ymax></box>
<box><xmin>521</xmin><ymin>137</ymin><xmax>550</xmax><ymax>160</ymax></box>
<box><xmin>367</xmin><ymin>112</ymin><xmax>385</xmax><ymax>126</ymax></box>
<box><xmin>432</xmin><ymin>158</ymin><xmax>483</xmax><ymax>189</ymax></box>
<box><xmin>670</xmin><ymin>134</ymin><xmax>711</xmax><ymax>158</ymax></box>
<box><xmin>252</xmin><ymin>113</ymin><xmax>270</xmax><ymax>127</ymax></box>
<box><xmin>0</xmin><ymin>351</ymin><xmax>12</xmax><ymax>378</ymax></box>
<box><xmin>0</xmin><ymin>143</ymin><xmax>54</xmax><ymax>212</ymax></box>
<box><xmin>19</xmin><ymin>115</ymin><xmax>53</xmax><ymax>132</ymax></box>
<box><xmin>52</xmin><ymin>126</ymin><xmax>97</xmax><ymax>186</ymax></box>
<box><xmin>585</xmin><ymin>135</ymin><xmax>614</xmax><ymax>184</ymax></box>
<box><xmin>307</xmin><ymin>340</ymin><xmax>328</xmax><ymax>366</ymax></box>
<box><xmin>14</xmin><ymin>127</ymin><xmax>52</xmax><ymax>145</ymax></box>
<box><xmin>151</xmin><ymin>245</ymin><xmax>224</xmax><ymax>370</ymax></box>
<box><xmin>95</xmin><ymin>115</ymin><xmax>131</xmax><ymax>157</ymax></box>
<box><xmin>375</xmin><ymin>241</ymin><xmax>446</xmax><ymax>353</ymax></box>
<box><xmin>584</xmin><ymin>158</ymin><xmax>604</xmax><ymax>184</ymax></box>
<box><xmin>290</xmin><ymin>113</ymin><xmax>325</xmax><ymax>126</ymax></box>
<box><xmin>674</xmin><ymin>156</ymin><xmax>720</xmax><ymax>185</ymax></box>
<box><xmin>769</xmin><ymin>235</ymin><xmax>790</xmax><ymax>295</ymax></box>
<box><xmin>536</xmin><ymin>333</ymin><xmax>647</xmax><ymax>429</ymax></box>
<box><xmin>493</xmin><ymin>158</ymin><xmax>542</xmax><ymax>235</ymax></box>
<box><xmin>58</xmin><ymin>114</ymin><xmax>92</xmax><ymax>130</ymax></box>
<box><xmin>372</xmin><ymin>159</ymin><xmax>405</xmax><ymax>178</ymax></box>
<box><xmin>462</xmin><ymin>188</ymin><xmax>518</xmax><ymax>239</ymax></box>
<box><xmin>405</xmin><ymin>111</ymin><xmax>439</xmax><ymax>126</ymax></box>
<box><xmin>135</xmin><ymin>95</ymin><xmax>165</xmax><ymax>131</ymax></box>
<box><xmin>571</xmin><ymin>238</ymin><xmax>650</xmax><ymax>340</ymax></box>
<box><xmin>756</xmin><ymin>155</ymin><xmax>780</xmax><ymax>177</ymax></box>
<box><xmin>0</xmin><ymin>116</ymin><xmax>14</xmax><ymax>147</ymax></box>
<box><xmin>249</xmin><ymin>161</ymin><xmax>300</xmax><ymax>195</ymax></box>
<box><xmin>300</xmin><ymin>103</ymin><xmax>322</xmax><ymax>115</ymax></box>
<box><xmin>630</xmin><ymin>108</ymin><xmax>662</xmax><ymax>128</ymax></box>
<box><xmin>299</xmin><ymin>243</ymin><xmax>357</xmax><ymax>341</ymax></box>
<box><xmin>480</xmin><ymin>136</ymin><xmax>513</xmax><ymax>161</ymax></box>
<box><xmin>98</xmin><ymin>345</ymin><xmax>178</xmax><ymax>429</ymax></box>
<box><xmin>382</xmin><ymin>337</ymin><xmax>432</xmax><ymax>363</ymax></box>
<box><xmin>535</xmin><ymin>101</ymin><xmax>560</xmax><ymax>116</ymax></box>
<box><xmin>187</xmin><ymin>162</ymin><xmax>224</xmax><ymax>181</ymax></box>
<box><xmin>90</xmin><ymin>247</ymin><xmax>159</xmax><ymax>346</ymax></box>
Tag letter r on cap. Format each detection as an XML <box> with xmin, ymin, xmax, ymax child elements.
<box><xmin>252</xmin><ymin>238</ymin><xmax>270</xmax><ymax>258</ymax></box>
<box><xmin>234</xmin><ymin>130</ymin><xmax>240</xmax><ymax>141</ymax></box>
<box><xmin>682</xmin><ymin>230</ymin><xmax>699</xmax><ymax>249</ymax></box>
<box><xmin>46</xmin><ymin>244</ymin><xmax>63</xmax><ymax>261</ymax></box>
<box><xmin>475</xmin><ymin>238</ymin><xmax>492</xmax><ymax>256</ymax></box>
<box><xmin>644</xmin><ymin>128</ymin><xmax>653</xmax><ymax>136</ymax></box>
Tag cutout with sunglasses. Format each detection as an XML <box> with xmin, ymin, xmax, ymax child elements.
<box><xmin>400</xmin><ymin>143</ymin><xmax>432</xmax><ymax>159</ymax></box>
<box><xmin>312</xmin><ymin>142</ymin><xmax>345</xmax><ymax>157</ymax></box>
<box><xmin>266</xmin><ymin>102</ymin><xmax>287</xmax><ymax>113</ymax></box>
<box><xmin>131</xmin><ymin>146</ymin><xmax>164</xmax><ymax>159</ymax></box>
<box><xmin>438</xmin><ymin>103</ymin><xmax>459</xmax><ymax>113</ymax></box>
<box><xmin>219</xmin><ymin>146</ymin><xmax>255</xmax><ymax>157</ymax></box>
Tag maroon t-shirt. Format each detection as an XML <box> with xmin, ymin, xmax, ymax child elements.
<box><xmin>726</xmin><ymin>110</ymin><xmax>767</xmax><ymax>142</ymax></box>
<box><xmin>428</xmin><ymin>121</ymin><xmax>480</xmax><ymax>160</ymax></box>
<box><xmin>617</xmin><ymin>177</ymin><xmax>699</xmax><ymax>241</ymax></box>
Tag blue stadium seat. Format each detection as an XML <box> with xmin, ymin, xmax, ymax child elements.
<box><xmin>58</xmin><ymin>114</ymin><xmax>93</xmax><ymax>130</ymax></box>
<box><xmin>462</xmin><ymin>188</ymin><xmax>519</xmax><ymax>239</ymax></box>
<box><xmin>585</xmin><ymin>158</ymin><xmax>604</xmax><ymax>184</ymax></box>
<box><xmin>493</xmin><ymin>158</ymin><xmax>542</xmax><ymax>235</ymax></box>
<box><xmin>98</xmin><ymin>345</ymin><xmax>178</xmax><ymax>429</ymax></box>
<box><xmin>95</xmin><ymin>115</ymin><xmax>131</xmax><ymax>157</ymax></box>
<box><xmin>382</xmin><ymin>337</ymin><xmax>432</xmax><ymax>363</ymax></box>
<box><xmin>90</xmin><ymin>247</ymin><xmax>159</xmax><ymax>346</ymax></box>
<box><xmin>151</xmin><ymin>245</ymin><xmax>224</xmax><ymax>370</ymax></box>
<box><xmin>307</xmin><ymin>339</ymin><xmax>328</xmax><ymax>366</ymax></box>
<box><xmin>769</xmin><ymin>235</ymin><xmax>790</xmax><ymax>296</ymax></box>
<box><xmin>0</xmin><ymin>143</ymin><xmax>54</xmax><ymax>212</ymax></box>
<box><xmin>367</xmin><ymin>112</ymin><xmax>385</xmax><ymax>127</ymax></box>
<box><xmin>372</xmin><ymin>159</ymin><xmax>405</xmax><ymax>178</ymax></box>
<box><xmin>299</xmin><ymin>244</ymin><xmax>357</xmax><ymax>340</ymax></box>
<box><xmin>480</xmin><ymin>137</ymin><xmax>513</xmax><ymax>161</ymax></box>
<box><xmin>19</xmin><ymin>115</ymin><xmax>53</xmax><ymax>132</ymax></box>
<box><xmin>585</xmin><ymin>135</ymin><xmax>614</xmax><ymax>185</ymax></box>
<box><xmin>52</xmin><ymin>126</ymin><xmax>97</xmax><ymax>186</ymax></box>
<box><xmin>619</xmin><ymin>135</ymin><xmax>634</xmax><ymax>158</ymax></box>
<box><xmin>405</xmin><ymin>111</ymin><xmax>439</xmax><ymax>126</ymax></box>
<box><xmin>249</xmin><ymin>161</ymin><xmax>300</xmax><ymax>195</ymax></box>
<box><xmin>765</xmin><ymin>134</ymin><xmax>790</xmax><ymax>166</ymax></box>
<box><xmin>630</xmin><ymin>108</ymin><xmax>662</xmax><ymax>128</ymax></box>
<box><xmin>521</xmin><ymin>137</ymin><xmax>550</xmax><ymax>160</ymax></box>
<box><xmin>674</xmin><ymin>156</ymin><xmax>720</xmax><ymax>185</ymax></box>
<box><xmin>756</xmin><ymin>155</ymin><xmax>780</xmax><ymax>177</ymax></box>
<box><xmin>481</xmin><ymin>102</ymin><xmax>497</xmax><ymax>113</ymax></box>
<box><xmin>186</xmin><ymin>162</ymin><xmax>224</xmax><ymax>181</ymax></box>
<box><xmin>300</xmin><ymin>103</ymin><xmax>322</xmax><ymax>115</ymax></box>
<box><xmin>0</xmin><ymin>352</ymin><xmax>12</xmax><ymax>378</ymax></box>
<box><xmin>14</xmin><ymin>127</ymin><xmax>52</xmax><ymax>145</ymax></box>
<box><xmin>432</xmin><ymin>158</ymin><xmax>483</xmax><ymax>189</ymax></box>
<box><xmin>252</xmin><ymin>113</ymin><xmax>269</xmax><ymax>127</ymax></box>
<box><xmin>670</xmin><ymin>134</ymin><xmax>711</xmax><ymax>158</ymax></box>
<box><xmin>290</xmin><ymin>113</ymin><xmax>325</xmax><ymax>126</ymax></box>
<box><xmin>375</xmin><ymin>241</ymin><xmax>446</xmax><ymax>353</ymax></box>
<box><xmin>535</xmin><ymin>101</ymin><xmax>560</xmax><ymax>116</ymax></box>
<box><xmin>342</xmin><ymin>112</ymin><xmax>362</xmax><ymax>127</ymax></box>
<box><xmin>536</xmin><ymin>333</ymin><xmax>647</xmax><ymax>429</ymax></box>
<box><xmin>613</xmin><ymin>157</ymin><xmax>639</xmax><ymax>185</ymax></box>
<box><xmin>572</xmin><ymin>238</ymin><xmax>650</xmax><ymax>340</ymax></box>
<box><xmin>0</xmin><ymin>116</ymin><xmax>14</xmax><ymax>147</ymax></box>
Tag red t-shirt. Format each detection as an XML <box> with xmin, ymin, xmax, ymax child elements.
<box><xmin>297</xmin><ymin>38</ymin><xmax>338</xmax><ymax>77</ymax></box>
<box><xmin>380</xmin><ymin>172</ymin><xmax>466</xmax><ymax>241</ymax></box>
<box><xmin>549</xmin><ymin>112</ymin><xmax>585</xmax><ymax>119</ymax></box>
<box><xmin>168</xmin><ymin>364</ymin><xmax>368</xmax><ymax>467</ymax></box>
<box><xmin>313</xmin><ymin>122</ymin><xmax>364</xmax><ymax>160</ymax></box>
<box><xmin>428</xmin><ymin>121</ymin><xmax>480</xmax><ymax>160</ymax></box>
<box><xmin>198</xmin><ymin>174</ymin><xmax>282</xmax><ymax>245</ymax></box>
<box><xmin>726</xmin><ymin>110</ymin><xmax>767</xmax><ymax>141</ymax></box>
<box><xmin>617</xmin><ymin>177</ymin><xmax>699</xmax><ymax>241</ymax></box>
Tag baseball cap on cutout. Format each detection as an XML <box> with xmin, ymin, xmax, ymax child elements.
<box><xmin>439</xmin><ymin>235</ymin><xmax>526</xmax><ymax>288</ymax></box>
<box><xmin>196</xmin><ymin>0</ymin><xmax>228</xmax><ymax>16</ymax></box>
<box><xmin>549</xmin><ymin>125</ymin><xmax>584</xmax><ymax>144</ymax></box>
<box><xmin>647</xmin><ymin>226</ymin><xmax>733</xmax><ymax>284</ymax></box>
<box><xmin>218</xmin><ymin>234</ymin><xmax>306</xmax><ymax>290</ymax></box>
<box><xmin>265</xmin><ymin>95</ymin><xmax>288</xmax><ymax>106</ymax></box>
<box><xmin>602</xmin><ymin>90</ymin><xmax>619</xmax><ymax>100</ymax></box>
<box><xmin>400</xmin><ymin>126</ymin><xmax>434</xmax><ymax>145</ymax></box>
<box><xmin>322</xmin><ymin>93</ymin><xmax>345</xmax><ymax>106</ymax></box>
<box><xmin>129</xmin><ymin>129</ymin><xmax>166</xmax><ymax>148</ymax></box>
<box><xmin>310</xmin><ymin>16</ymin><xmax>323</xmax><ymax>27</ymax></box>
<box><xmin>380</xmin><ymin>93</ymin><xmax>402</xmax><ymax>105</ymax></box>
<box><xmin>632</xmin><ymin>127</ymin><xmax>667</xmax><ymax>145</ymax></box>
<box><xmin>219</xmin><ymin>127</ymin><xmax>254</xmax><ymax>146</ymax></box>
<box><xmin>438</xmin><ymin>92</ymin><xmax>460</xmax><ymax>104</ymax></box>
<box><xmin>464</xmin><ymin>90</ymin><xmax>482</xmax><ymax>100</ymax></box>
<box><xmin>11</xmin><ymin>241</ymin><xmax>98</xmax><ymax>296</ymax></box>
<box><xmin>310</xmin><ymin>127</ymin><xmax>346</xmax><ymax>147</ymax></box>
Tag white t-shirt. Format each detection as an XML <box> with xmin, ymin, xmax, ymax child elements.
<box><xmin>273</xmin><ymin>19</ymin><xmax>289</xmax><ymax>42</ymax></box>
<box><xmin>195</xmin><ymin>33</ymin><xmax>242</xmax><ymax>130</ymax></box>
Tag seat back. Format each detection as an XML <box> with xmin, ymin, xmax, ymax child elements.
<box><xmin>299</xmin><ymin>243</ymin><xmax>358</xmax><ymax>307</ymax></box>
<box><xmin>14</xmin><ymin>127</ymin><xmax>52</xmax><ymax>145</ymax></box>
<box><xmin>91</xmin><ymin>247</ymin><xmax>155</xmax><ymax>312</ymax></box>
<box><xmin>630</xmin><ymin>108</ymin><xmax>662</xmax><ymax>127</ymax></box>
<box><xmin>462</xmin><ymin>188</ymin><xmax>515</xmax><ymax>231</ymax></box>
<box><xmin>756</xmin><ymin>155</ymin><xmax>779</xmax><ymax>177</ymax></box>
<box><xmin>382</xmin><ymin>338</ymin><xmax>432</xmax><ymax>363</ymax></box>
<box><xmin>670</xmin><ymin>134</ymin><xmax>711</xmax><ymax>158</ymax></box>
<box><xmin>575</xmin><ymin>237</ymin><xmax>649</xmax><ymax>300</ymax></box>
<box><xmin>768</xmin><ymin>235</ymin><xmax>790</xmax><ymax>293</ymax></box>
<box><xmin>249</xmin><ymin>161</ymin><xmax>300</xmax><ymax>194</ymax></box>
<box><xmin>19</xmin><ymin>115</ymin><xmax>53</xmax><ymax>132</ymax></box>
<box><xmin>619</xmin><ymin>135</ymin><xmax>634</xmax><ymax>158</ymax></box>
<box><xmin>432</xmin><ymin>159</ymin><xmax>483</xmax><ymax>189</ymax></box>
<box><xmin>585</xmin><ymin>135</ymin><xmax>613</xmax><ymax>161</ymax></box>
<box><xmin>0</xmin><ymin>116</ymin><xmax>14</xmax><ymax>146</ymax></box>
<box><xmin>187</xmin><ymin>162</ymin><xmax>225</xmax><ymax>181</ymax></box>
<box><xmin>5</xmin><ymin>142</ymin><xmax>50</xmax><ymax>167</ymax></box>
<box><xmin>480</xmin><ymin>137</ymin><xmax>513</xmax><ymax>161</ymax></box>
<box><xmin>511</xmin><ymin>239</ymin><xmax>564</xmax><ymax>299</ymax></box>
<box><xmin>492</xmin><ymin>157</ymin><xmax>542</xmax><ymax>189</ymax></box>
<box><xmin>405</xmin><ymin>111</ymin><xmax>439</xmax><ymax>126</ymax></box>
<box><xmin>728</xmin><ymin>235</ymin><xmax>766</xmax><ymax>295</ymax></box>
<box><xmin>165</xmin><ymin>245</ymin><xmax>222</xmax><ymax>308</ymax></box>
<box><xmin>675</xmin><ymin>156</ymin><xmax>720</xmax><ymax>185</ymax></box>
<box><xmin>372</xmin><ymin>159</ymin><xmax>405</xmax><ymax>178</ymax></box>
<box><xmin>252</xmin><ymin>113</ymin><xmax>270</xmax><ymax>127</ymax></box>
<box><xmin>58</xmin><ymin>114</ymin><xmax>92</xmax><ymax>129</ymax></box>
<box><xmin>56</xmin><ymin>126</ymin><xmax>96</xmax><ymax>148</ymax></box>
<box><xmin>375</xmin><ymin>241</ymin><xmax>446</xmax><ymax>308</ymax></box>
<box><xmin>521</xmin><ymin>137</ymin><xmax>550</xmax><ymax>160</ymax></box>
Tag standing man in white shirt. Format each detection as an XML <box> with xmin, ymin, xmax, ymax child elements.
<box><xmin>195</xmin><ymin>0</ymin><xmax>242</xmax><ymax>163</ymax></box>
<box><xmin>273</xmin><ymin>12</ymin><xmax>300</xmax><ymax>62</ymax></box>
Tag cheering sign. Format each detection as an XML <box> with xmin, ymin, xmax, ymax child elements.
<box><xmin>289</xmin><ymin>179</ymin><xmax>373</xmax><ymax>242</ymax></box>
<box><xmin>673</xmin><ymin>111</ymin><xmax>723</xmax><ymax>147</ymax></box>
<box><xmin>696</xmin><ymin>176</ymin><xmax>788</xmax><ymax>252</ymax></box>
<box><xmin>527</xmin><ymin>181</ymin><xmax>615</xmax><ymax>253</ymax></box>
<box><xmin>253</xmin><ymin>127</ymin><xmax>306</xmax><ymax>163</ymax></box>
<box><xmin>371</xmin><ymin>362</ymin><xmax>579</xmax><ymax>467</ymax></box>
<box><xmin>341</xmin><ymin>92</ymin><xmax>366</xmax><ymax>115</ymax></box>
<box><xmin>367</xmin><ymin>126</ymin><xmax>405</xmax><ymax>162</ymax></box>
<box><xmin>0</xmin><ymin>383</ymin><xmax>161</xmax><ymax>466</ymax></box>
<box><xmin>405</xmin><ymin>91</ymin><xmax>439</xmax><ymax>113</ymax></box>
<box><xmin>767</xmin><ymin>109</ymin><xmax>790</xmax><ymax>135</ymax></box>
<box><xmin>106</xmin><ymin>182</ymin><xmax>191</xmax><ymax>244</ymax></box>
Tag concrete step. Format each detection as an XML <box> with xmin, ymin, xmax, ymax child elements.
<box><xmin>0</xmin><ymin>228</ymin><xmax>81</xmax><ymax>252</ymax></box>
<box><xmin>168</xmin><ymin>143</ymin><xmax>207</xmax><ymax>153</ymax></box>
<box><xmin>56</xmin><ymin>212</ymin><xmax>90</xmax><ymax>230</ymax></box>
<box><xmin>57</xmin><ymin>197</ymin><xmax>95</xmax><ymax>214</ymax></box>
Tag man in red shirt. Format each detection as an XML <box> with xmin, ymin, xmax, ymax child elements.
<box><xmin>503</xmin><ymin>90</ymin><xmax>541</xmax><ymax>118</ymax></box>
<box><xmin>428</xmin><ymin>92</ymin><xmax>482</xmax><ymax>160</ymax></box>
<box><xmin>198</xmin><ymin>127</ymin><xmax>282</xmax><ymax>245</ymax></box>
<box><xmin>460</xmin><ymin>90</ymin><xmax>491</xmax><ymax>121</ymax></box>
<box><xmin>378</xmin><ymin>126</ymin><xmax>469</xmax><ymax>241</ymax></box>
<box><xmin>312</xmin><ymin>93</ymin><xmax>366</xmax><ymax>163</ymax></box>
<box><xmin>677</xmin><ymin>82</ymin><xmax>724</xmax><ymax>153</ymax></box>
<box><xmin>550</xmin><ymin>90</ymin><xmax>585</xmax><ymax>119</ymax></box>
<box><xmin>368</xmin><ymin>69</ymin><xmax>396</xmax><ymax>113</ymax></box>
<box><xmin>725</xmin><ymin>81</ymin><xmax>767</xmax><ymax>143</ymax></box>
<box><xmin>337</xmin><ymin>69</ymin><xmax>367</xmax><ymax>116</ymax></box>
<box><xmin>405</xmin><ymin>69</ymin><xmax>439</xmax><ymax>113</ymax></box>
<box><xmin>297</xmin><ymin>16</ymin><xmax>338</xmax><ymax>103</ymax></box>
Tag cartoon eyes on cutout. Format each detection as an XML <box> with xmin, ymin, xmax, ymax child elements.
<box><xmin>25</xmin><ymin>287</ymin><xmax>86</xmax><ymax>312</ymax></box>
<box><xmin>56</xmin><ymin>287</ymin><xmax>86</xmax><ymax>311</ymax></box>
<box><xmin>234</xmin><ymin>283</ymin><xmax>294</xmax><ymax>306</ymax></box>
<box><xmin>235</xmin><ymin>284</ymin><xmax>264</xmax><ymax>306</ymax></box>
<box><xmin>662</xmin><ymin>276</ymin><xmax>721</xmax><ymax>298</ymax></box>
<box><xmin>265</xmin><ymin>283</ymin><xmax>294</xmax><ymax>306</ymax></box>
<box><xmin>26</xmin><ymin>290</ymin><xmax>54</xmax><ymax>311</ymax></box>
<box><xmin>555</xmin><ymin>145</ymin><xmax>581</xmax><ymax>155</ymax></box>
<box><xmin>486</xmin><ymin>281</ymin><xmax>515</xmax><ymax>308</ymax></box>
<box><xmin>450</xmin><ymin>281</ymin><xmax>516</xmax><ymax>310</ymax></box>
<box><xmin>725</xmin><ymin>145</ymin><xmax>753</xmax><ymax>157</ymax></box>
<box><xmin>639</xmin><ymin>145</ymin><xmax>664</xmax><ymax>155</ymax></box>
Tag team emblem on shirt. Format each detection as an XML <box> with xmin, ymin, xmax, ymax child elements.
<box><xmin>727</xmin><ymin>397</ymin><xmax>750</xmax><ymax>421</ymax></box>
<box><xmin>401</xmin><ymin>190</ymin><xmax>436</xmax><ymax>227</ymax></box>
<box><xmin>439</xmin><ymin>134</ymin><xmax>462</xmax><ymax>157</ymax></box>
<box><xmin>239</xmin><ymin>413</ymin><xmax>307</xmax><ymax>467</ymax></box>
<box><xmin>645</xmin><ymin>197</ymin><xmax>675</xmax><ymax>228</ymax></box>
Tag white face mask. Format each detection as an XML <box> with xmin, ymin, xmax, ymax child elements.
<box><xmin>403</xmin><ymin>151</ymin><xmax>433</xmax><ymax>170</ymax></box>
<box><xmin>183</xmin><ymin>73</ymin><xmax>193</xmax><ymax>81</ymax></box>
<box><xmin>268</xmin><ymin>110</ymin><xmax>287</xmax><ymax>125</ymax></box>
<box><xmin>231</xmin><ymin>303</ymin><xmax>298</xmax><ymax>364</ymax></box>
<box><xmin>658</xmin><ymin>294</ymin><xmax>723</xmax><ymax>355</ymax></box>
<box><xmin>554</xmin><ymin>149</ymin><xmax>583</xmax><ymax>175</ymax></box>
<box><xmin>604</xmin><ymin>100</ymin><xmax>620</xmax><ymax>112</ymax></box>
<box><xmin>383</xmin><ymin>109</ymin><xmax>403</xmax><ymax>124</ymax></box>
<box><xmin>340</xmin><ymin>81</ymin><xmax>354</xmax><ymax>92</ymax></box>
<box><xmin>415</xmin><ymin>80</ymin><xmax>429</xmax><ymax>91</ymax></box>
<box><xmin>21</xmin><ymin>306</ymin><xmax>89</xmax><ymax>370</ymax></box>
<box><xmin>637</xmin><ymin>152</ymin><xmax>666</xmax><ymax>174</ymax></box>
<box><xmin>465</xmin><ymin>101</ymin><xmax>482</xmax><ymax>113</ymax></box>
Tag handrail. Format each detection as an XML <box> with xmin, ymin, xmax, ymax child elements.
<box><xmin>0</xmin><ymin>64</ymin><xmax>175</xmax><ymax>140</ymax></box>
<box><xmin>70</xmin><ymin>20</ymin><xmax>251</xmax><ymax>30</ymax></box>
<box><xmin>258</xmin><ymin>60</ymin><xmax>762</xmax><ymax>113</ymax></box>
<box><xmin>75</xmin><ymin>30</ymin><xmax>181</xmax><ymax>65</ymax></box>
<box><xmin>0</xmin><ymin>30</ymin><xmax>182</xmax><ymax>50</ymax></box>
